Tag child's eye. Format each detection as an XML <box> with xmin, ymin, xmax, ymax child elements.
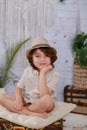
<box><xmin>35</xmin><ymin>55</ymin><xmax>40</xmax><ymax>57</ymax></box>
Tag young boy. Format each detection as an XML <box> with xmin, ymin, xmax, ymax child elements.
<box><xmin>0</xmin><ymin>37</ymin><xmax>59</xmax><ymax>118</ymax></box>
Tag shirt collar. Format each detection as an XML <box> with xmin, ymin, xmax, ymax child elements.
<box><xmin>31</xmin><ymin>67</ymin><xmax>39</xmax><ymax>75</ymax></box>
<box><xmin>31</xmin><ymin>66</ymin><xmax>54</xmax><ymax>76</ymax></box>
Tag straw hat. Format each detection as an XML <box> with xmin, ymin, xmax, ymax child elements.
<box><xmin>26</xmin><ymin>37</ymin><xmax>56</xmax><ymax>58</ymax></box>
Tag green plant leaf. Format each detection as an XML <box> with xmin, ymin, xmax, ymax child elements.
<box><xmin>72</xmin><ymin>32</ymin><xmax>87</xmax><ymax>67</ymax></box>
<box><xmin>72</xmin><ymin>32</ymin><xmax>87</xmax><ymax>53</ymax></box>
<box><xmin>76</xmin><ymin>46</ymin><xmax>87</xmax><ymax>66</ymax></box>
<box><xmin>0</xmin><ymin>38</ymin><xmax>30</xmax><ymax>88</ymax></box>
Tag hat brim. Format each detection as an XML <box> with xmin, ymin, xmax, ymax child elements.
<box><xmin>26</xmin><ymin>43</ymin><xmax>56</xmax><ymax>59</ymax></box>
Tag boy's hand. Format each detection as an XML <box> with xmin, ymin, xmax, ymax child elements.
<box><xmin>14</xmin><ymin>99</ymin><xmax>23</xmax><ymax>111</ymax></box>
<box><xmin>40</xmin><ymin>65</ymin><xmax>53</xmax><ymax>74</ymax></box>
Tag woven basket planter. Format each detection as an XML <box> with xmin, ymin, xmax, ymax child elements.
<box><xmin>73</xmin><ymin>63</ymin><xmax>87</xmax><ymax>89</ymax></box>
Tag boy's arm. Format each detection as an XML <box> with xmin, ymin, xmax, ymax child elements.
<box><xmin>14</xmin><ymin>87</ymin><xmax>23</xmax><ymax>110</ymax></box>
<box><xmin>39</xmin><ymin>65</ymin><xmax>53</xmax><ymax>97</ymax></box>
<box><xmin>15</xmin><ymin>87</ymin><xmax>23</xmax><ymax>101</ymax></box>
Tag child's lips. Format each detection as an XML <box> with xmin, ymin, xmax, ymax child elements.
<box><xmin>40</xmin><ymin>63</ymin><xmax>47</xmax><ymax>66</ymax></box>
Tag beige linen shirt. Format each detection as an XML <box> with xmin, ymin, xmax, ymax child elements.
<box><xmin>17</xmin><ymin>66</ymin><xmax>59</xmax><ymax>103</ymax></box>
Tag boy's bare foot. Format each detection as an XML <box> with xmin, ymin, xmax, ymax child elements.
<box><xmin>31</xmin><ymin>112</ymin><xmax>48</xmax><ymax>118</ymax></box>
<box><xmin>17</xmin><ymin>108</ymin><xmax>48</xmax><ymax>118</ymax></box>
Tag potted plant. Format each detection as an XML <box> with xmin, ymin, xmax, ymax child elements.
<box><xmin>72</xmin><ymin>32</ymin><xmax>87</xmax><ymax>66</ymax></box>
<box><xmin>0</xmin><ymin>38</ymin><xmax>30</xmax><ymax>88</ymax></box>
<box><xmin>72</xmin><ymin>32</ymin><xmax>87</xmax><ymax>89</ymax></box>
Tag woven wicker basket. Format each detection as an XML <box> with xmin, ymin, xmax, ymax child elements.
<box><xmin>73</xmin><ymin>62</ymin><xmax>87</xmax><ymax>89</ymax></box>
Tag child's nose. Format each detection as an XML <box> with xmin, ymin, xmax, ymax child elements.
<box><xmin>40</xmin><ymin>57</ymin><xmax>45</xmax><ymax>61</ymax></box>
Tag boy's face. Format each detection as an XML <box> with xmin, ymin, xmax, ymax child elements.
<box><xmin>32</xmin><ymin>49</ymin><xmax>51</xmax><ymax>70</ymax></box>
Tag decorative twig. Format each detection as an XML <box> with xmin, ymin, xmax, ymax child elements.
<box><xmin>59</xmin><ymin>0</ymin><xmax>65</xmax><ymax>2</ymax></box>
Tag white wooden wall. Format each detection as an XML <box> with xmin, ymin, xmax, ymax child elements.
<box><xmin>0</xmin><ymin>0</ymin><xmax>87</xmax><ymax>100</ymax></box>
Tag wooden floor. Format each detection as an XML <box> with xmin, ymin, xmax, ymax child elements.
<box><xmin>63</xmin><ymin>113</ymin><xmax>87</xmax><ymax>130</ymax></box>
